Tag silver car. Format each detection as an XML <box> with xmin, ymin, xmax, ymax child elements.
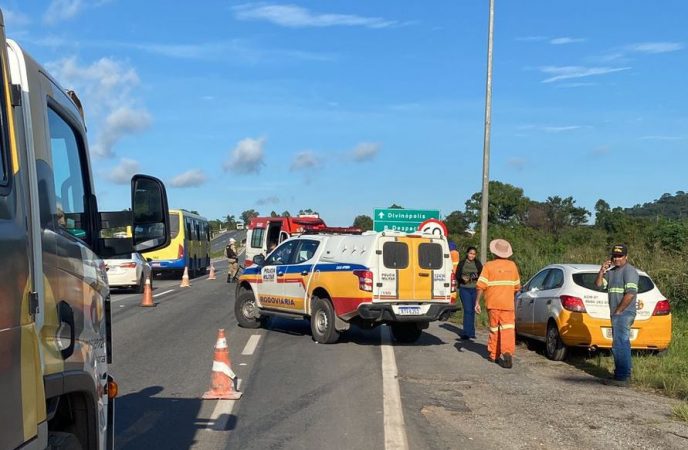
<box><xmin>104</xmin><ymin>252</ymin><xmax>153</xmax><ymax>292</ymax></box>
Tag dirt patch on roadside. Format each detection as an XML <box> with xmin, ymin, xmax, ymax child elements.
<box><xmin>397</xmin><ymin>324</ymin><xmax>688</xmax><ymax>449</ymax></box>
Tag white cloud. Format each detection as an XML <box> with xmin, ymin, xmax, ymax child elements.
<box><xmin>46</xmin><ymin>57</ymin><xmax>149</xmax><ymax>158</ymax></box>
<box><xmin>223</xmin><ymin>137</ymin><xmax>266</xmax><ymax>174</ymax></box>
<box><xmin>627</xmin><ymin>42</ymin><xmax>684</xmax><ymax>54</ymax></box>
<box><xmin>542</xmin><ymin>125</ymin><xmax>583</xmax><ymax>133</ymax></box>
<box><xmin>43</xmin><ymin>0</ymin><xmax>112</xmax><ymax>25</ymax></box>
<box><xmin>550</xmin><ymin>37</ymin><xmax>586</xmax><ymax>45</ymax></box>
<box><xmin>350</xmin><ymin>142</ymin><xmax>380</xmax><ymax>162</ymax></box>
<box><xmin>105</xmin><ymin>158</ymin><xmax>140</xmax><ymax>185</ymax></box>
<box><xmin>233</xmin><ymin>3</ymin><xmax>397</xmax><ymax>29</ymax></box>
<box><xmin>169</xmin><ymin>169</ymin><xmax>208</xmax><ymax>188</ymax></box>
<box><xmin>92</xmin><ymin>107</ymin><xmax>151</xmax><ymax>158</ymax></box>
<box><xmin>256</xmin><ymin>195</ymin><xmax>280</xmax><ymax>205</ymax></box>
<box><xmin>539</xmin><ymin>65</ymin><xmax>630</xmax><ymax>83</ymax></box>
<box><xmin>3</xmin><ymin>8</ymin><xmax>32</xmax><ymax>26</ymax></box>
<box><xmin>290</xmin><ymin>151</ymin><xmax>322</xmax><ymax>171</ymax></box>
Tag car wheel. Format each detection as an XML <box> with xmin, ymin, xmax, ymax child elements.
<box><xmin>235</xmin><ymin>289</ymin><xmax>262</xmax><ymax>329</ymax></box>
<box><xmin>390</xmin><ymin>323</ymin><xmax>423</xmax><ymax>343</ymax></box>
<box><xmin>135</xmin><ymin>273</ymin><xmax>145</xmax><ymax>293</ymax></box>
<box><xmin>545</xmin><ymin>321</ymin><xmax>567</xmax><ymax>361</ymax></box>
<box><xmin>310</xmin><ymin>296</ymin><xmax>340</xmax><ymax>344</ymax></box>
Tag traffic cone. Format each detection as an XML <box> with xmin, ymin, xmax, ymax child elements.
<box><xmin>139</xmin><ymin>273</ymin><xmax>155</xmax><ymax>307</ymax></box>
<box><xmin>208</xmin><ymin>264</ymin><xmax>216</xmax><ymax>280</ymax></box>
<box><xmin>180</xmin><ymin>266</ymin><xmax>191</xmax><ymax>288</ymax></box>
<box><xmin>202</xmin><ymin>329</ymin><xmax>242</xmax><ymax>400</ymax></box>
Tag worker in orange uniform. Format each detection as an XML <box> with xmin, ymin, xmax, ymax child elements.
<box><xmin>449</xmin><ymin>241</ymin><xmax>460</xmax><ymax>276</ymax></box>
<box><xmin>474</xmin><ymin>239</ymin><xmax>521</xmax><ymax>368</ymax></box>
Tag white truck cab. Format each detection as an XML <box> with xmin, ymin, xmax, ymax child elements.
<box><xmin>235</xmin><ymin>231</ymin><xmax>459</xmax><ymax>343</ymax></box>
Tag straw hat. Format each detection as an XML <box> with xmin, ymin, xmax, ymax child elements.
<box><xmin>489</xmin><ymin>239</ymin><xmax>513</xmax><ymax>258</ymax></box>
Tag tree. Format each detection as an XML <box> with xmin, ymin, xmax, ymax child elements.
<box><xmin>280</xmin><ymin>210</ymin><xmax>291</xmax><ymax>217</ymax></box>
<box><xmin>388</xmin><ymin>203</ymin><xmax>403</xmax><ymax>209</ymax></box>
<box><xmin>270</xmin><ymin>210</ymin><xmax>278</xmax><ymax>217</ymax></box>
<box><xmin>225</xmin><ymin>214</ymin><xmax>236</xmax><ymax>229</ymax></box>
<box><xmin>240</xmin><ymin>209</ymin><xmax>259</xmax><ymax>224</ymax></box>
<box><xmin>444</xmin><ymin>210</ymin><xmax>470</xmax><ymax>235</ymax></box>
<box><xmin>465</xmin><ymin>181</ymin><xmax>530</xmax><ymax>226</ymax></box>
<box><xmin>298</xmin><ymin>208</ymin><xmax>318</xmax><ymax>216</ymax></box>
<box><xmin>541</xmin><ymin>196</ymin><xmax>590</xmax><ymax>235</ymax></box>
<box><xmin>352</xmin><ymin>215</ymin><xmax>373</xmax><ymax>231</ymax></box>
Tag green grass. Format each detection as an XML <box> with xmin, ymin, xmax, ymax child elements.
<box><xmin>673</xmin><ymin>403</ymin><xmax>688</xmax><ymax>422</ymax></box>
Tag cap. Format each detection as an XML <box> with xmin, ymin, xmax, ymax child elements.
<box><xmin>229</xmin><ymin>238</ymin><xmax>236</xmax><ymax>244</ymax></box>
<box><xmin>448</xmin><ymin>241</ymin><xmax>457</xmax><ymax>251</ymax></box>
<box><xmin>611</xmin><ymin>244</ymin><xmax>627</xmax><ymax>257</ymax></box>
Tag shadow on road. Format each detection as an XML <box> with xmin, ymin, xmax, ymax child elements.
<box><xmin>116</xmin><ymin>386</ymin><xmax>237</xmax><ymax>449</ymax></box>
<box><xmin>264</xmin><ymin>317</ymin><xmax>447</xmax><ymax>346</ymax></box>
<box><xmin>440</xmin><ymin>323</ymin><xmax>490</xmax><ymax>359</ymax></box>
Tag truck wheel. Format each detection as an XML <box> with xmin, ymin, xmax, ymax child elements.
<box><xmin>390</xmin><ymin>323</ymin><xmax>423</xmax><ymax>343</ymax></box>
<box><xmin>545</xmin><ymin>322</ymin><xmax>567</xmax><ymax>361</ymax></box>
<box><xmin>48</xmin><ymin>432</ymin><xmax>82</xmax><ymax>450</ymax></box>
<box><xmin>235</xmin><ymin>289</ymin><xmax>261</xmax><ymax>329</ymax></box>
<box><xmin>311</xmin><ymin>296</ymin><xmax>340</xmax><ymax>344</ymax></box>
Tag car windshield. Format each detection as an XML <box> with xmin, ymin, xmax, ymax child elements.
<box><xmin>109</xmin><ymin>253</ymin><xmax>134</xmax><ymax>260</ymax></box>
<box><xmin>572</xmin><ymin>272</ymin><xmax>655</xmax><ymax>294</ymax></box>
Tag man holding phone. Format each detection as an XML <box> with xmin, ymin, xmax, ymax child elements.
<box><xmin>595</xmin><ymin>244</ymin><xmax>639</xmax><ymax>386</ymax></box>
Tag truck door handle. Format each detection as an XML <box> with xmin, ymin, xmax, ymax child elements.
<box><xmin>277</xmin><ymin>272</ymin><xmax>284</xmax><ymax>277</ymax></box>
<box><xmin>301</xmin><ymin>270</ymin><xmax>308</xmax><ymax>276</ymax></box>
<box><xmin>57</xmin><ymin>301</ymin><xmax>75</xmax><ymax>360</ymax></box>
<box><xmin>418</xmin><ymin>273</ymin><xmax>429</xmax><ymax>277</ymax></box>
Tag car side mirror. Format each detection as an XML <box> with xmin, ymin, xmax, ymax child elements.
<box><xmin>253</xmin><ymin>255</ymin><xmax>265</xmax><ymax>266</ymax></box>
<box><xmin>131</xmin><ymin>175</ymin><xmax>170</xmax><ymax>252</ymax></box>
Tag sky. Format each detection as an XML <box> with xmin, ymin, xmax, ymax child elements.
<box><xmin>2</xmin><ymin>1</ymin><xmax>686</xmax><ymax>226</ymax></box>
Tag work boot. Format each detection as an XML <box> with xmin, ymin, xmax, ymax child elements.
<box><xmin>498</xmin><ymin>353</ymin><xmax>513</xmax><ymax>369</ymax></box>
<box><xmin>602</xmin><ymin>378</ymin><xmax>629</xmax><ymax>387</ymax></box>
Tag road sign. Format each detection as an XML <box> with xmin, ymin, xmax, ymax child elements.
<box><xmin>418</xmin><ymin>218</ymin><xmax>448</xmax><ymax>236</ymax></box>
<box><xmin>374</xmin><ymin>208</ymin><xmax>440</xmax><ymax>232</ymax></box>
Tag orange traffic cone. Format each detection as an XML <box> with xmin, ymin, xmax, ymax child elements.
<box><xmin>180</xmin><ymin>266</ymin><xmax>191</xmax><ymax>288</ymax></box>
<box><xmin>202</xmin><ymin>329</ymin><xmax>242</xmax><ymax>400</ymax></box>
<box><xmin>208</xmin><ymin>264</ymin><xmax>216</xmax><ymax>280</ymax></box>
<box><xmin>139</xmin><ymin>273</ymin><xmax>155</xmax><ymax>307</ymax></box>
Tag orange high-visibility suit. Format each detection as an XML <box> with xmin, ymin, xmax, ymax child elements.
<box><xmin>476</xmin><ymin>259</ymin><xmax>521</xmax><ymax>360</ymax></box>
<box><xmin>450</xmin><ymin>249</ymin><xmax>460</xmax><ymax>275</ymax></box>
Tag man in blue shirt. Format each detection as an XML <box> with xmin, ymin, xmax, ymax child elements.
<box><xmin>595</xmin><ymin>244</ymin><xmax>639</xmax><ymax>386</ymax></box>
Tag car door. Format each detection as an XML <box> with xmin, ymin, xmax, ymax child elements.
<box><xmin>532</xmin><ymin>268</ymin><xmax>564</xmax><ymax>337</ymax></box>
<box><xmin>257</xmin><ymin>239</ymin><xmax>298</xmax><ymax>310</ymax></box>
<box><xmin>516</xmin><ymin>269</ymin><xmax>550</xmax><ymax>336</ymax></box>
<box><xmin>282</xmin><ymin>239</ymin><xmax>321</xmax><ymax>313</ymax></box>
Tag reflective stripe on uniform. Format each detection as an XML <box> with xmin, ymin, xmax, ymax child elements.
<box><xmin>478</xmin><ymin>276</ymin><xmax>489</xmax><ymax>284</ymax></box>
<box><xmin>608</xmin><ymin>287</ymin><xmax>625</xmax><ymax>294</ymax></box>
<box><xmin>485</xmin><ymin>280</ymin><xmax>520</xmax><ymax>287</ymax></box>
<box><xmin>499</xmin><ymin>323</ymin><xmax>515</xmax><ymax>330</ymax></box>
<box><xmin>625</xmin><ymin>283</ymin><xmax>638</xmax><ymax>290</ymax></box>
<box><xmin>489</xmin><ymin>326</ymin><xmax>499</xmax><ymax>333</ymax></box>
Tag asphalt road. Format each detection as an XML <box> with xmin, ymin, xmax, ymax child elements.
<box><xmin>110</xmin><ymin>261</ymin><xmax>688</xmax><ymax>450</ymax></box>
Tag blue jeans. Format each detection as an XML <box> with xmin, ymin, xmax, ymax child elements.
<box><xmin>459</xmin><ymin>287</ymin><xmax>477</xmax><ymax>338</ymax></box>
<box><xmin>611</xmin><ymin>311</ymin><xmax>636</xmax><ymax>380</ymax></box>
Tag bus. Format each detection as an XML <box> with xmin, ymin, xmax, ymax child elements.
<box><xmin>144</xmin><ymin>209</ymin><xmax>210</xmax><ymax>277</ymax></box>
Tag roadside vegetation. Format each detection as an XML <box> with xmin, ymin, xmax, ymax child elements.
<box><xmin>441</xmin><ymin>182</ymin><xmax>687</xmax><ymax>420</ymax></box>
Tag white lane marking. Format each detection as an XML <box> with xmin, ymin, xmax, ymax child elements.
<box><xmin>205</xmin><ymin>379</ymin><xmax>242</xmax><ymax>431</ymax></box>
<box><xmin>381</xmin><ymin>326</ymin><xmax>409</xmax><ymax>450</ymax></box>
<box><xmin>153</xmin><ymin>289</ymin><xmax>174</xmax><ymax>298</ymax></box>
<box><xmin>241</xmin><ymin>335</ymin><xmax>261</xmax><ymax>355</ymax></box>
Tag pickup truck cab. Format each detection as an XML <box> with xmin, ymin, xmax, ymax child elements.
<box><xmin>235</xmin><ymin>231</ymin><xmax>458</xmax><ymax>343</ymax></box>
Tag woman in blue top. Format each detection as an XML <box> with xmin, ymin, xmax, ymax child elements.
<box><xmin>456</xmin><ymin>247</ymin><xmax>483</xmax><ymax>340</ymax></box>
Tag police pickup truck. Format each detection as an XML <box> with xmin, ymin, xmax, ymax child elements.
<box><xmin>235</xmin><ymin>231</ymin><xmax>458</xmax><ymax>343</ymax></box>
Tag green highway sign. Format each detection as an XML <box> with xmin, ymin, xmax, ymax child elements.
<box><xmin>373</xmin><ymin>208</ymin><xmax>440</xmax><ymax>232</ymax></box>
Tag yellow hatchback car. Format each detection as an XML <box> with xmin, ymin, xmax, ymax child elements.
<box><xmin>515</xmin><ymin>264</ymin><xmax>672</xmax><ymax>360</ymax></box>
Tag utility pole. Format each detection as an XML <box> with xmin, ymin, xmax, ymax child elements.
<box><xmin>480</xmin><ymin>0</ymin><xmax>495</xmax><ymax>263</ymax></box>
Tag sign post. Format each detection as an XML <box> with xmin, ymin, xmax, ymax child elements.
<box><xmin>373</xmin><ymin>208</ymin><xmax>440</xmax><ymax>233</ymax></box>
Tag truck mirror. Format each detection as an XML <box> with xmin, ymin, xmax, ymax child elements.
<box><xmin>252</xmin><ymin>255</ymin><xmax>265</xmax><ymax>266</ymax></box>
<box><xmin>131</xmin><ymin>175</ymin><xmax>170</xmax><ymax>252</ymax></box>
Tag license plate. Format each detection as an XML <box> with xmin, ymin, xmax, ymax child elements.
<box><xmin>397</xmin><ymin>306</ymin><xmax>422</xmax><ymax>316</ymax></box>
<box><xmin>602</xmin><ymin>328</ymin><xmax>638</xmax><ymax>341</ymax></box>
